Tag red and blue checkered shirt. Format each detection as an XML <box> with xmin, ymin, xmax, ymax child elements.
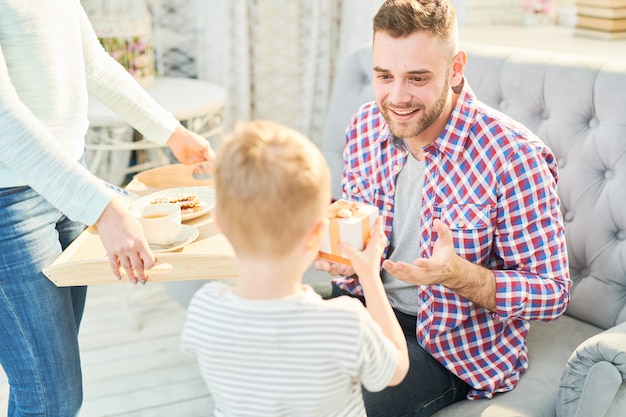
<box><xmin>334</xmin><ymin>81</ymin><xmax>571</xmax><ymax>399</ymax></box>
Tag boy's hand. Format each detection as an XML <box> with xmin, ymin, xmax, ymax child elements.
<box><xmin>337</xmin><ymin>216</ymin><xmax>386</xmax><ymax>281</ymax></box>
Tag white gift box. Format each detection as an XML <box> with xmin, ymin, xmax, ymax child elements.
<box><xmin>319</xmin><ymin>200</ymin><xmax>379</xmax><ymax>265</ymax></box>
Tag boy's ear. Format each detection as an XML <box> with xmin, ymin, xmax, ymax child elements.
<box><xmin>212</xmin><ymin>208</ymin><xmax>222</xmax><ymax>233</ymax></box>
<box><xmin>304</xmin><ymin>217</ymin><xmax>328</xmax><ymax>251</ymax></box>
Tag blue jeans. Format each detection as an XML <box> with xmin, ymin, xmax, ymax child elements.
<box><xmin>0</xmin><ymin>186</ymin><xmax>87</xmax><ymax>417</ymax></box>
<box><xmin>330</xmin><ymin>283</ymin><xmax>470</xmax><ymax>417</ymax></box>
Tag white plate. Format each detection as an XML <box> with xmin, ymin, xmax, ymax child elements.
<box><xmin>149</xmin><ymin>224</ymin><xmax>199</xmax><ymax>253</ymax></box>
<box><xmin>132</xmin><ymin>187</ymin><xmax>216</xmax><ymax>222</ymax></box>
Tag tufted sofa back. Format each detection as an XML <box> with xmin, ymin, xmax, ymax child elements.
<box><xmin>322</xmin><ymin>42</ymin><xmax>626</xmax><ymax>330</ymax></box>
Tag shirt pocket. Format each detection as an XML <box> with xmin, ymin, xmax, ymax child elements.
<box><xmin>344</xmin><ymin>172</ymin><xmax>375</xmax><ymax>203</ymax></box>
<box><xmin>435</xmin><ymin>204</ymin><xmax>494</xmax><ymax>264</ymax></box>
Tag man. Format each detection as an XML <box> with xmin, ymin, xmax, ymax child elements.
<box><xmin>316</xmin><ymin>1</ymin><xmax>571</xmax><ymax>415</ymax></box>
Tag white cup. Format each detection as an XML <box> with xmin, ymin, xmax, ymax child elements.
<box><xmin>134</xmin><ymin>203</ymin><xmax>182</xmax><ymax>246</ymax></box>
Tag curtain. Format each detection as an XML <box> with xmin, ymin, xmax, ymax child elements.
<box><xmin>88</xmin><ymin>1</ymin><xmax>478</xmax><ymax>148</ymax></box>
<box><xmin>193</xmin><ymin>0</ymin><xmax>384</xmax><ymax>147</ymax></box>
<box><xmin>149</xmin><ymin>0</ymin><xmax>201</xmax><ymax>78</ymax></box>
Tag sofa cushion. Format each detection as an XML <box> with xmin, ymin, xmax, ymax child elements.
<box><xmin>322</xmin><ymin>44</ymin><xmax>374</xmax><ymax>200</ymax></box>
<box><xmin>432</xmin><ymin>315</ymin><xmax>601</xmax><ymax>417</ymax></box>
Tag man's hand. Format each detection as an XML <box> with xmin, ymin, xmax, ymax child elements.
<box><xmin>383</xmin><ymin>218</ymin><xmax>496</xmax><ymax>311</ymax></box>
<box><xmin>314</xmin><ymin>258</ymin><xmax>356</xmax><ymax>277</ymax></box>
<box><xmin>382</xmin><ymin>218</ymin><xmax>457</xmax><ymax>286</ymax></box>
<box><xmin>95</xmin><ymin>198</ymin><xmax>156</xmax><ymax>284</ymax></box>
<box><xmin>166</xmin><ymin>125</ymin><xmax>215</xmax><ymax>167</ymax></box>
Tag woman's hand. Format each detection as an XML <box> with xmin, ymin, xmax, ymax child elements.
<box><xmin>95</xmin><ymin>198</ymin><xmax>155</xmax><ymax>284</ymax></box>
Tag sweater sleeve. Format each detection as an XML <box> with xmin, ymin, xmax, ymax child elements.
<box><xmin>77</xmin><ymin>4</ymin><xmax>180</xmax><ymax>145</ymax></box>
<box><xmin>0</xmin><ymin>40</ymin><xmax>113</xmax><ymax>226</ymax></box>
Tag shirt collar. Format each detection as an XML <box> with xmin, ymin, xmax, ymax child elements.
<box><xmin>429</xmin><ymin>78</ymin><xmax>478</xmax><ymax>161</ymax></box>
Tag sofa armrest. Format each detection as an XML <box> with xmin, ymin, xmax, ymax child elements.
<box><xmin>557</xmin><ymin>321</ymin><xmax>626</xmax><ymax>417</ymax></box>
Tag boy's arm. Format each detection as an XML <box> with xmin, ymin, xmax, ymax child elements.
<box><xmin>340</xmin><ymin>217</ymin><xmax>409</xmax><ymax>386</ymax></box>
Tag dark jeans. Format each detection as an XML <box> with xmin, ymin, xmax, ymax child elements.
<box><xmin>330</xmin><ymin>283</ymin><xmax>470</xmax><ymax>417</ymax></box>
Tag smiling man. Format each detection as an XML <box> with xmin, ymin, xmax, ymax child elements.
<box><xmin>315</xmin><ymin>0</ymin><xmax>571</xmax><ymax>416</ymax></box>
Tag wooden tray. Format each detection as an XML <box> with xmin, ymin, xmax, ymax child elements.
<box><xmin>133</xmin><ymin>163</ymin><xmax>212</xmax><ymax>189</ymax></box>
<box><xmin>44</xmin><ymin>166</ymin><xmax>237</xmax><ymax>286</ymax></box>
<box><xmin>44</xmin><ymin>212</ymin><xmax>237</xmax><ymax>286</ymax></box>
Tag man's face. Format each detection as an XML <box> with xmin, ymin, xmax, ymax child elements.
<box><xmin>372</xmin><ymin>31</ymin><xmax>454</xmax><ymax>142</ymax></box>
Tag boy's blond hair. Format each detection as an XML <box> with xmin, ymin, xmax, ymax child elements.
<box><xmin>214</xmin><ymin>120</ymin><xmax>330</xmax><ymax>258</ymax></box>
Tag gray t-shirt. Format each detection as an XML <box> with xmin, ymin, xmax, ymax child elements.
<box><xmin>382</xmin><ymin>147</ymin><xmax>424</xmax><ymax>315</ymax></box>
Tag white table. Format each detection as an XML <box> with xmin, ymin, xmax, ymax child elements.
<box><xmin>86</xmin><ymin>77</ymin><xmax>226</xmax><ymax>185</ymax></box>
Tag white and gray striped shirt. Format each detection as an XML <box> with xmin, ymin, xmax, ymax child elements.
<box><xmin>181</xmin><ymin>282</ymin><xmax>398</xmax><ymax>417</ymax></box>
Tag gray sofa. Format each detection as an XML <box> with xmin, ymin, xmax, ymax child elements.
<box><xmin>322</xmin><ymin>42</ymin><xmax>626</xmax><ymax>417</ymax></box>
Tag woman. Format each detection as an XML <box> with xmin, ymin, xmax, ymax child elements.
<box><xmin>0</xmin><ymin>1</ymin><xmax>213</xmax><ymax>415</ymax></box>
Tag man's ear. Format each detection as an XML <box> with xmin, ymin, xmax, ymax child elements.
<box><xmin>451</xmin><ymin>50</ymin><xmax>467</xmax><ymax>89</ymax></box>
<box><xmin>304</xmin><ymin>218</ymin><xmax>328</xmax><ymax>251</ymax></box>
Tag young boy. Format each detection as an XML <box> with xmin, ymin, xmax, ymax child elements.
<box><xmin>181</xmin><ymin>120</ymin><xmax>408</xmax><ymax>417</ymax></box>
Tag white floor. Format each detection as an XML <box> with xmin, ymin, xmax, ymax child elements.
<box><xmin>0</xmin><ymin>283</ymin><xmax>212</xmax><ymax>417</ymax></box>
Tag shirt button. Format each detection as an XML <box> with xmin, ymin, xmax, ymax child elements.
<box><xmin>385</xmin><ymin>204</ymin><xmax>392</xmax><ymax>211</ymax></box>
<box><xmin>393</xmin><ymin>165</ymin><xmax>401</xmax><ymax>173</ymax></box>
<box><xmin>351</xmin><ymin>187</ymin><xmax>358</xmax><ymax>194</ymax></box>
<box><xmin>457</xmin><ymin>221</ymin><xmax>465</xmax><ymax>228</ymax></box>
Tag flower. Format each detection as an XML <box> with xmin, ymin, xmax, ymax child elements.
<box><xmin>99</xmin><ymin>35</ymin><xmax>154</xmax><ymax>82</ymax></box>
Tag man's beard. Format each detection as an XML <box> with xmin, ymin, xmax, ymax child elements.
<box><xmin>381</xmin><ymin>79</ymin><xmax>450</xmax><ymax>140</ymax></box>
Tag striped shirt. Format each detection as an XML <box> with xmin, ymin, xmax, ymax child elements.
<box><xmin>333</xmin><ymin>80</ymin><xmax>571</xmax><ymax>399</ymax></box>
<box><xmin>181</xmin><ymin>283</ymin><xmax>398</xmax><ymax>417</ymax></box>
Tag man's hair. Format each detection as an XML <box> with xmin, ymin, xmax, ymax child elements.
<box><xmin>214</xmin><ymin>120</ymin><xmax>330</xmax><ymax>258</ymax></box>
<box><xmin>373</xmin><ymin>0</ymin><xmax>458</xmax><ymax>56</ymax></box>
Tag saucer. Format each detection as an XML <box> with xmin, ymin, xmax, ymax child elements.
<box><xmin>149</xmin><ymin>224</ymin><xmax>199</xmax><ymax>253</ymax></box>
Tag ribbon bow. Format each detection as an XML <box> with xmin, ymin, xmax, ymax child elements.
<box><xmin>327</xmin><ymin>200</ymin><xmax>360</xmax><ymax>219</ymax></box>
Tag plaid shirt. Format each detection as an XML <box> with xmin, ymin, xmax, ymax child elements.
<box><xmin>334</xmin><ymin>80</ymin><xmax>571</xmax><ymax>399</ymax></box>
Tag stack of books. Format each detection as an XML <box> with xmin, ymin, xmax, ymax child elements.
<box><xmin>575</xmin><ymin>0</ymin><xmax>626</xmax><ymax>39</ymax></box>
<box><xmin>464</xmin><ymin>0</ymin><xmax>523</xmax><ymax>26</ymax></box>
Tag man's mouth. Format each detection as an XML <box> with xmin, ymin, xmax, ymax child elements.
<box><xmin>389</xmin><ymin>107</ymin><xmax>420</xmax><ymax>118</ymax></box>
<box><xmin>393</xmin><ymin>108</ymin><xmax>418</xmax><ymax>115</ymax></box>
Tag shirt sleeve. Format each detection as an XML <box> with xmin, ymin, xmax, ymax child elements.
<box><xmin>492</xmin><ymin>141</ymin><xmax>570</xmax><ymax>322</ymax></box>
<box><xmin>355</xmin><ymin>306</ymin><xmax>399</xmax><ymax>392</ymax></box>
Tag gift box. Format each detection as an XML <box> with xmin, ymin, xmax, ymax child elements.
<box><xmin>319</xmin><ymin>200</ymin><xmax>379</xmax><ymax>265</ymax></box>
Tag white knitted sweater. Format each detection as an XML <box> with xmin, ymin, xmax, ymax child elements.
<box><xmin>0</xmin><ymin>0</ymin><xmax>179</xmax><ymax>225</ymax></box>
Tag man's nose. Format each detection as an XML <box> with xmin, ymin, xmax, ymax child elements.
<box><xmin>389</xmin><ymin>79</ymin><xmax>412</xmax><ymax>104</ymax></box>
